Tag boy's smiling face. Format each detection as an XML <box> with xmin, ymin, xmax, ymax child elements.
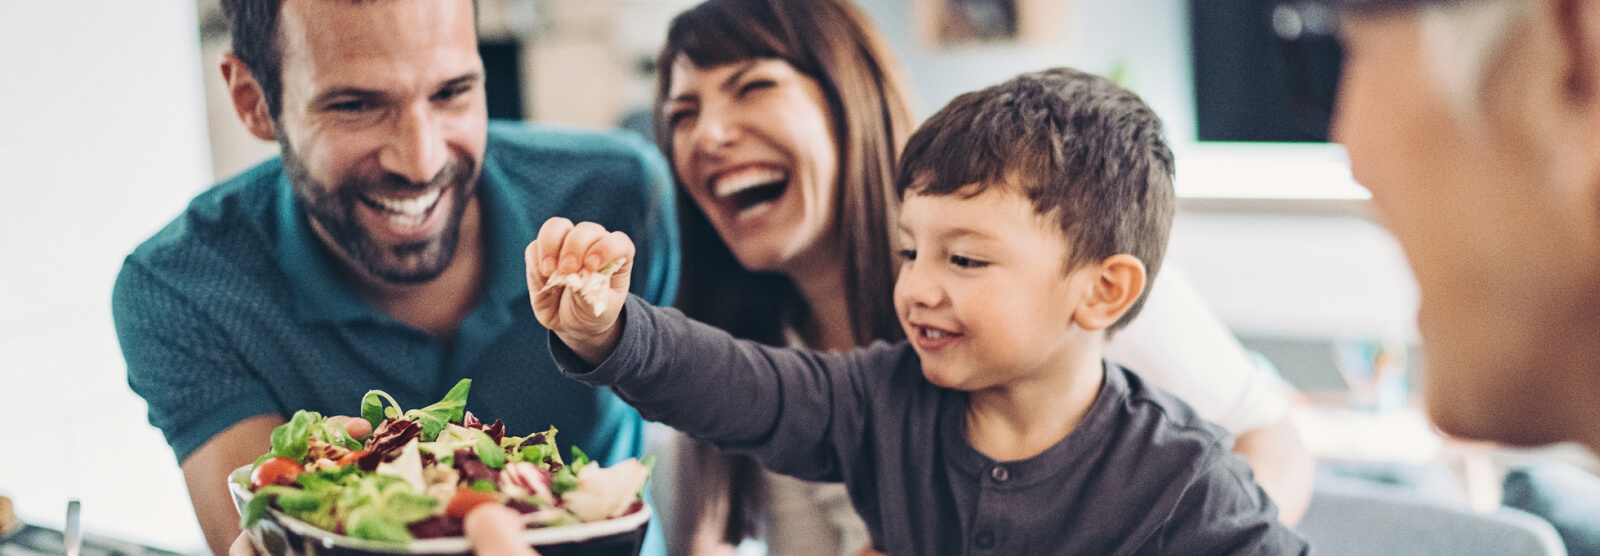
<box><xmin>894</xmin><ymin>186</ymin><xmax>1101</xmax><ymax>391</ymax></box>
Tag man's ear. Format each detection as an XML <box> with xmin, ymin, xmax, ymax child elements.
<box><xmin>220</xmin><ymin>53</ymin><xmax>278</xmax><ymax>142</ymax></box>
<box><xmin>1071</xmin><ymin>254</ymin><xmax>1147</xmax><ymax>332</ymax></box>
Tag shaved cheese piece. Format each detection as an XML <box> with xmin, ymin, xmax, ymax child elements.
<box><xmin>539</xmin><ymin>259</ymin><xmax>625</xmax><ymax>316</ymax></box>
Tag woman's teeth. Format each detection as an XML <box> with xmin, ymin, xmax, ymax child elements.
<box><xmin>922</xmin><ymin>328</ymin><xmax>949</xmax><ymax>339</ymax></box>
<box><xmin>713</xmin><ymin>168</ymin><xmax>789</xmax><ymax>199</ymax></box>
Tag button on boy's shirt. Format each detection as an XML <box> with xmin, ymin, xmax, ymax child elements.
<box><xmin>113</xmin><ymin>121</ymin><xmax>679</xmax><ymax>470</ymax></box>
<box><xmin>554</xmin><ymin>297</ymin><xmax>1310</xmax><ymax>555</ymax></box>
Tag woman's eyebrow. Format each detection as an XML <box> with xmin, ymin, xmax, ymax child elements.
<box><xmin>667</xmin><ymin>60</ymin><xmax>765</xmax><ymax>105</ymax></box>
<box><xmin>717</xmin><ymin>60</ymin><xmax>763</xmax><ymax>93</ymax></box>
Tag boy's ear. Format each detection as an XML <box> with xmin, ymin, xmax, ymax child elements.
<box><xmin>1071</xmin><ymin>254</ymin><xmax>1147</xmax><ymax>332</ymax></box>
<box><xmin>220</xmin><ymin>52</ymin><xmax>279</xmax><ymax>142</ymax></box>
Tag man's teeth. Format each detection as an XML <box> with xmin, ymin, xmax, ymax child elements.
<box><xmin>713</xmin><ymin>168</ymin><xmax>788</xmax><ymax>198</ymax></box>
<box><xmin>369</xmin><ymin>189</ymin><xmax>443</xmax><ymax>217</ymax></box>
<box><xmin>388</xmin><ymin>212</ymin><xmax>425</xmax><ymax>228</ymax></box>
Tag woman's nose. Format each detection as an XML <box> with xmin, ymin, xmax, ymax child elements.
<box><xmin>690</xmin><ymin>105</ymin><xmax>740</xmax><ymax>154</ymax></box>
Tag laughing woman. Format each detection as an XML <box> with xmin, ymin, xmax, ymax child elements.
<box><xmin>651</xmin><ymin>0</ymin><xmax>1315</xmax><ymax>554</ymax></box>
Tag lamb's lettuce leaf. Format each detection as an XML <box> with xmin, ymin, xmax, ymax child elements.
<box><xmin>360</xmin><ymin>379</ymin><xmax>471</xmax><ymax>442</ymax></box>
<box><xmin>336</xmin><ymin>473</ymin><xmax>439</xmax><ymax>542</ymax></box>
<box><xmin>474</xmin><ymin>428</ymin><xmax>506</xmax><ymax>469</ymax></box>
<box><xmin>360</xmin><ymin>390</ymin><xmax>403</xmax><ymax>431</ymax></box>
<box><xmin>267</xmin><ymin>411</ymin><xmax>322</xmax><ymax>463</ymax></box>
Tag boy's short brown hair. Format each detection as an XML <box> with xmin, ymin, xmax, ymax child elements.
<box><xmin>897</xmin><ymin>67</ymin><xmax>1176</xmax><ymax>332</ymax></box>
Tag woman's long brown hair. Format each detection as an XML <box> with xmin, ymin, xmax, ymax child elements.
<box><xmin>652</xmin><ymin>0</ymin><xmax>914</xmax><ymax>551</ymax></box>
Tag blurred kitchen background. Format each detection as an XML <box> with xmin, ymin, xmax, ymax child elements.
<box><xmin>3</xmin><ymin>0</ymin><xmax>1594</xmax><ymax>553</ymax></box>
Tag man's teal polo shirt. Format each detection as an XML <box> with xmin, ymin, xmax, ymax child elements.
<box><xmin>113</xmin><ymin>121</ymin><xmax>679</xmax><ymax>472</ymax></box>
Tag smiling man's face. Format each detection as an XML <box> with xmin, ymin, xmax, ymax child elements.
<box><xmin>275</xmin><ymin>0</ymin><xmax>488</xmax><ymax>284</ymax></box>
<box><xmin>1334</xmin><ymin>1</ymin><xmax>1600</xmax><ymax>446</ymax></box>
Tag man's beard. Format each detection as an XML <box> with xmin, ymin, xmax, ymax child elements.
<box><xmin>282</xmin><ymin>141</ymin><xmax>479</xmax><ymax>284</ymax></box>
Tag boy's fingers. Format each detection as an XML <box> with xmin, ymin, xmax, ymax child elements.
<box><xmin>535</xmin><ymin>217</ymin><xmax>575</xmax><ymax>276</ymax></box>
<box><xmin>526</xmin><ymin>241</ymin><xmax>555</xmax><ymax>292</ymax></box>
<box><xmin>558</xmin><ymin>222</ymin><xmax>611</xmax><ymax>273</ymax></box>
<box><xmin>590</xmin><ymin>231</ymin><xmax>636</xmax><ymax>277</ymax></box>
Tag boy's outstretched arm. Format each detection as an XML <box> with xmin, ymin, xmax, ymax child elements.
<box><xmin>525</xmin><ymin>217</ymin><xmax>636</xmax><ymax>365</ymax></box>
<box><xmin>525</xmin><ymin>222</ymin><xmax>907</xmax><ymax>486</ymax></box>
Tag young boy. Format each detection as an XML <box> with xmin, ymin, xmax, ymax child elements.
<box><xmin>527</xmin><ymin>68</ymin><xmax>1308</xmax><ymax>554</ymax></box>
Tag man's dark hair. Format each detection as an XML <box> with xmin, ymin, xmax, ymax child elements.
<box><xmin>896</xmin><ymin>67</ymin><xmax>1176</xmax><ymax>333</ymax></box>
<box><xmin>217</xmin><ymin>0</ymin><xmax>477</xmax><ymax>119</ymax></box>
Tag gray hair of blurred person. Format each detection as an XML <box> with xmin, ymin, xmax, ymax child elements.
<box><xmin>1334</xmin><ymin>0</ymin><xmax>1531</xmax><ymax>119</ymax></box>
<box><xmin>1417</xmin><ymin>0</ymin><xmax>1532</xmax><ymax>120</ymax></box>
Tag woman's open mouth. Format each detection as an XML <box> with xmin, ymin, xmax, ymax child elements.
<box><xmin>711</xmin><ymin>167</ymin><xmax>789</xmax><ymax>221</ymax></box>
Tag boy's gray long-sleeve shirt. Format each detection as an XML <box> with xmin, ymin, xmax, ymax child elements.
<box><xmin>552</xmin><ymin>296</ymin><xmax>1310</xmax><ymax>555</ymax></box>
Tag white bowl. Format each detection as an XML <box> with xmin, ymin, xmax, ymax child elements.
<box><xmin>227</xmin><ymin>465</ymin><xmax>650</xmax><ymax>556</ymax></box>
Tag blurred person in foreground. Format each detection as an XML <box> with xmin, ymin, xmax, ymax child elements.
<box><xmin>1335</xmin><ymin>0</ymin><xmax>1600</xmax><ymax>458</ymax></box>
<box><xmin>112</xmin><ymin>0</ymin><xmax>678</xmax><ymax>553</ymax></box>
<box><xmin>1334</xmin><ymin>0</ymin><xmax>1600</xmax><ymax>551</ymax></box>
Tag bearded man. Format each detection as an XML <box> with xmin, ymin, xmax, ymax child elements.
<box><xmin>111</xmin><ymin>1</ymin><xmax>678</xmax><ymax>553</ymax></box>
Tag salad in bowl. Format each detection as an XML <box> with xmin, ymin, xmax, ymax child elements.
<box><xmin>229</xmin><ymin>379</ymin><xmax>653</xmax><ymax>555</ymax></box>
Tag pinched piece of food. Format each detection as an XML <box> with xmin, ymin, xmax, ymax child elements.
<box><xmin>539</xmin><ymin>259</ymin><xmax>625</xmax><ymax>316</ymax></box>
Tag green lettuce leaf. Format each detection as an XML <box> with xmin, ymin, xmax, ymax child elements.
<box><xmin>639</xmin><ymin>454</ymin><xmax>657</xmax><ymax>498</ymax></box>
<box><xmin>360</xmin><ymin>390</ymin><xmax>403</xmax><ymax>431</ymax></box>
<box><xmin>268</xmin><ymin>411</ymin><xmax>323</xmax><ymax>463</ymax></box>
<box><xmin>507</xmin><ymin>426</ymin><xmax>562</xmax><ymax>469</ymax></box>
<box><xmin>240</xmin><ymin>485</ymin><xmax>302</xmax><ymax>528</ymax></box>
<box><xmin>344</xmin><ymin>509</ymin><xmax>413</xmax><ymax>543</ymax></box>
<box><xmin>333</xmin><ymin>473</ymin><xmax>439</xmax><ymax>543</ymax></box>
<box><xmin>549</xmin><ymin>445</ymin><xmax>592</xmax><ymax>496</ymax></box>
<box><xmin>474</xmin><ymin>429</ymin><xmax>506</xmax><ymax>469</ymax></box>
<box><xmin>569</xmin><ymin>445</ymin><xmax>590</xmax><ymax>470</ymax></box>
<box><xmin>357</xmin><ymin>380</ymin><xmax>471</xmax><ymax>442</ymax></box>
<box><xmin>521</xmin><ymin>443</ymin><xmax>554</xmax><ymax>466</ymax></box>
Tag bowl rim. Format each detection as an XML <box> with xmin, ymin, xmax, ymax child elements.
<box><xmin>227</xmin><ymin>464</ymin><xmax>650</xmax><ymax>553</ymax></box>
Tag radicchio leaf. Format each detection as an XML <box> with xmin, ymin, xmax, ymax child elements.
<box><xmin>360</xmin><ymin>418</ymin><xmax>420</xmax><ymax>471</ymax></box>
<box><xmin>406</xmin><ymin>515</ymin><xmax>463</xmax><ymax>539</ymax></box>
<box><xmin>505</xmin><ymin>498</ymin><xmax>543</xmax><ymax>514</ymax></box>
<box><xmin>455</xmin><ymin>448</ymin><xmax>500</xmax><ymax>485</ymax></box>
<box><xmin>463</xmin><ymin>411</ymin><xmax>507</xmax><ymax>444</ymax></box>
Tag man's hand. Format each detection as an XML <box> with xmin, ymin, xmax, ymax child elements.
<box><xmin>525</xmin><ymin>218</ymin><xmax>635</xmax><ymax>365</ymax></box>
<box><xmin>224</xmin><ymin>416</ymin><xmax>375</xmax><ymax>556</ymax></box>
<box><xmin>463</xmin><ymin>504</ymin><xmax>543</xmax><ymax>556</ymax></box>
<box><xmin>325</xmin><ymin>415</ymin><xmax>373</xmax><ymax>440</ymax></box>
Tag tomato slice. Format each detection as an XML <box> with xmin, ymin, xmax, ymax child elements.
<box><xmin>445</xmin><ymin>487</ymin><xmax>501</xmax><ymax>520</ymax></box>
<box><xmin>250</xmin><ymin>457</ymin><xmax>304</xmax><ymax>490</ymax></box>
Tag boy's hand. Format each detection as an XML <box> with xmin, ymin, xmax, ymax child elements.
<box><xmin>525</xmin><ymin>218</ymin><xmax>635</xmax><ymax>365</ymax></box>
